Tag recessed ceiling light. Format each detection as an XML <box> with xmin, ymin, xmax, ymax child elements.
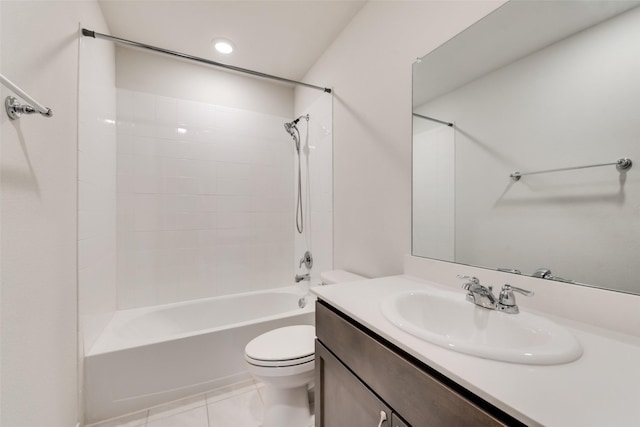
<box><xmin>213</xmin><ymin>39</ymin><xmax>234</xmax><ymax>54</ymax></box>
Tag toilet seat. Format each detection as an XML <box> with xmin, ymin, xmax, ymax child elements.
<box><xmin>245</xmin><ymin>325</ymin><xmax>315</xmax><ymax>368</ymax></box>
<box><xmin>246</xmin><ymin>353</ymin><xmax>314</xmax><ymax>368</ymax></box>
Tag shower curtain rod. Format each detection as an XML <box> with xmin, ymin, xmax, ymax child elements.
<box><xmin>81</xmin><ymin>29</ymin><xmax>332</xmax><ymax>94</ymax></box>
<box><xmin>412</xmin><ymin>113</ymin><xmax>454</xmax><ymax>127</ymax></box>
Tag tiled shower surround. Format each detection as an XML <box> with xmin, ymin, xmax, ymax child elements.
<box><xmin>116</xmin><ymin>89</ymin><xmax>295</xmax><ymax>309</ymax></box>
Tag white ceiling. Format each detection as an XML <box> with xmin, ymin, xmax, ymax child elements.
<box><xmin>98</xmin><ymin>0</ymin><xmax>366</xmax><ymax>84</ymax></box>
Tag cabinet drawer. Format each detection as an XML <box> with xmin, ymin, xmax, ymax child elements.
<box><xmin>316</xmin><ymin>301</ymin><xmax>517</xmax><ymax>427</ymax></box>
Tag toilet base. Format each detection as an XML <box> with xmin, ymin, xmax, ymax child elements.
<box><xmin>262</xmin><ymin>384</ymin><xmax>312</xmax><ymax>427</ymax></box>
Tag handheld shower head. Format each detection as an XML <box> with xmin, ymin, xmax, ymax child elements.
<box><xmin>284</xmin><ymin>115</ymin><xmax>308</xmax><ymax>131</ymax></box>
<box><xmin>284</xmin><ymin>121</ymin><xmax>297</xmax><ymax>137</ymax></box>
<box><xmin>284</xmin><ymin>115</ymin><xmax>305</xmax><ymax>135</ymax></box>
<box><xmin>284</xmin><ymin>122</ymin><xmax>300</xmax><ymax>153</ymax></box>
<box><xmin>284</xmin><ymin>115</ymin><xmax>308</xmax><ymax>152</ymax></box>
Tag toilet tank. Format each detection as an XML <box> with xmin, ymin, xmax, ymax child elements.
<box><xmin>319</xmin><ymin>270</ymin><xmax>366</xmax><ymax>286</ymax></box>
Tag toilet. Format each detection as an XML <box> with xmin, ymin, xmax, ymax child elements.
<box><xmin>244</xmin><ymin>270</ymin><xmax>365</xmax><ymax>427</ymax></box>
<box><xmin>245</xmin><ymin>325</ymin><xmax>315</xmax><ymax>427</ymax></box>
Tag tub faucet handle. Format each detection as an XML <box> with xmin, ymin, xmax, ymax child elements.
<box><xmin>299</xmin><ymin>251</ymin><xmax>313</xmax><ymax>269</ymax></box>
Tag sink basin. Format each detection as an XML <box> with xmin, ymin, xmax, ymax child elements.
<box><xmin>381</xmin><ymin>290</ymin><xmax>582</xmax><ymax>365</ymax></box>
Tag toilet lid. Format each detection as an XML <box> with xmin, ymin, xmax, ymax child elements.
<box><xmin>245</xmin><ymin>352</ymin><xmax>315</xmax><ymax>368</ymax></box>
<box><xmin>245</xmin><ymin>325</ymin><xmax>315</xmax><ymax>363</ymax></box>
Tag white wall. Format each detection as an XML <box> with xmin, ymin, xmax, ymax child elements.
<box><xmin>0</xmin><ymin>1</ymin><xmax>110</xmax><ymax>426</ymax></box>
<box><xmin>78</xmin><ymin>26</ymin><xmax>117</xmax><ymax>358</ymax></box>
<box><xmin>297</xmin><ymin>1</ymin><xmax>504</xmax><ymax>278</ymax></box>
<box><xmin>116</xmin><ymin>47</ymin><xmax>293</xmax><ymax>118</ymax></box>
<box><xmin>417</xmin><ymin>7</ymin><xmax>640</xmax><ymax>292</ymax></box>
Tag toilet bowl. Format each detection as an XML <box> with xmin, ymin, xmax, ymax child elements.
<box><xmin>245</xmin><ymin>270</ymin><xmax>366</xmax><ymax>427</ymax></box>
<box><xmin>245</xmin><ymin>325</ymin><xmax>315</xmax><ymax>427</ymax></box>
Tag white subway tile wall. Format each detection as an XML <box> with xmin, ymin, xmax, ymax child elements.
<box><xmin>116</xmin><ymin>89</ymin><xmax>298</xmax><ymax>308</ymax></box>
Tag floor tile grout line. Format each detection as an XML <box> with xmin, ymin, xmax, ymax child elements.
<box><xmin>206</xmin><ymin>382</ymin><xmax>259</xmax><ymax>406</ymax></box>
<box><xmin>251</xmin><ymin>378</ymin><xmax>263</xmax><ymax>404</ymax></box>
<box><xmin>147</xmin><ymin>397</ymin><xmax>207</xmax><ymax>424</ymax></box>
<box><xmin>93</xmin><ymin>380</ymin><xmax>262</xmax><ymax>427</ymax></box>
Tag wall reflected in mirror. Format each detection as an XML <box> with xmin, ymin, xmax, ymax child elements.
<box><xmin>412</xmin><ymin>1</ymin><xmax>640</xmax><ymax>295</ymax></box>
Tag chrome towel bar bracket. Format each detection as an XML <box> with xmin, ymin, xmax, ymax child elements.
<box><xmin>5</xmin><ymin>96</ymin><xmax>53</xmax><ymax>120</ymax></box>
<box><xmin>1</xmin><ymin>73</ymin><xmax>53</xmax><ymax>120</ymax></box>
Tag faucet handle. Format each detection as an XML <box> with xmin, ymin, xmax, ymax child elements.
<box><xmin>533</xmin><ymin>268</ymin><xmax>552</xmax><ymax>279</ymax></box>
<box><xmin>299</xmin><ymin>251</ymin><xmax>313</xmax><ymax>269</ymax></box>
<box><xmin>498</xmin><ymin>284</ymin><xmax>534</xmax><ymax>307</ymax></box>
<box><xmin>497</xmin><ymin>267</ymin><xmax>522</xmax><ymax>275</ymax></box>
<box><xmin>509</xmin><ymin>285</ymin><xmax>534</xmax><ymax>297</ymax></box>
<box><xmin>457</xmin><ymin>275</ymin><xmax>479</xmax><ymax>289</ymax></box>
<box><xmin>457</xmin><ymin>275</ymin><xmax>491</xmax><ymax>293</ymax></box>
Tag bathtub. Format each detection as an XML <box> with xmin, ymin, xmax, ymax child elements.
<box><xmin>84</xmin><ymin>286</ymin><xmax>315</xmax><ymax>424</ymax></box>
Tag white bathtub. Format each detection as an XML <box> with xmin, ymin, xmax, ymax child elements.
<box><xmin>84</xmin><ymin>286</ymin><xmax>315</xmax><ymax>424</ymax></box>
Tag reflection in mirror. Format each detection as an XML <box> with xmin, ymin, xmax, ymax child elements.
<box><xmin>412</xmin><ymin>1</ymin><xmax>640</xmax><ymax>295</ymax></box>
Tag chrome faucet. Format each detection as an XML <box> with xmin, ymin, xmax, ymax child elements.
<box><xmin>532</xmin><ymin>268</ymin><xmax>574</xmax><ymax>283</ymax></box>
<box><xmin>532</xmin><ymin>268</ymin><xmax>552</xmax><ymax>279</ymax></box>
<box><xmin>457</xmin><ymin>275</ymin><xmax>534</xmax><ymax>314</ymax></box>
<box><xmin>459</xmin><ymin>276</ymin><xmax>497</xmax><ymax>309</ymax></box>
<box><xmin>295</xmin><ymin>273</ymin><xmax>310</xmax><ymax>283</ymax></box>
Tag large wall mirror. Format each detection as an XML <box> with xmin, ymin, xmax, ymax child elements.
<box><xmin>413</xmin><ymin>0</ymin><xmax>640</xmax><ymax>295</ymax></box>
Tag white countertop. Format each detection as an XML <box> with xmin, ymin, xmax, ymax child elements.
<box><xmin>312</xmin><ymin>275</ymin><xmax>640</xmax><ymax>427</ymax></box>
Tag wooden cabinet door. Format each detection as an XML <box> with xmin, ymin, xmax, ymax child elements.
<box><xmin>315</xmin><ymin>340</ymin><xmax>391</xmax><ymax>427</ymax></box>
<box><xmin>391</xmin><ymin>414</ymin><xmax>410</xmax><ymax>427</ymax></box>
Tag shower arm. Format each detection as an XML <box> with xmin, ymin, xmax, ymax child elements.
<box><xmin>287</xmin><ymin>114</ymin><xmax>309</xmax><ymax>128</ymax></box>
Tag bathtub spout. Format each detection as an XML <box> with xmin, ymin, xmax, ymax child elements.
<box><xmin>295</xmin><ymin>274</ymin><xmax>310</xmax><ymax>283</ymax></box>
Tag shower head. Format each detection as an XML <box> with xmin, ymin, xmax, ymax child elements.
<box><xmin>285</xmin><ymin>122</ymin><xmax>300</xmax><ymax>152</ymax></box>
<box><xmin>284</xmin><ymin>115</ymin><xmax>304</xmax><ymax>136</ymax></box>
<box><xmin>284</xmin><ymin>114</ymin><xmax>309</xmax><ymax>132</ymax></box>
<box><xmin>284</xmin><ymin>114</ymin><xmax>309</xmax><ymax>152</ymax></box>
<box><xmin>284</xmin><ymin>121</ymin><xmax>297</xmax><ymax>137</ymax></box>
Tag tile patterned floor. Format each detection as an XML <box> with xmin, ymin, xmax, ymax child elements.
<box><xmin>87</xmin><ymin>380</ymin><xmax>315</xmax><ymax>427</ymax></box>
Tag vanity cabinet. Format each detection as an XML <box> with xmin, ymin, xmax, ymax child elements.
<box><xmin>315</xmin><ymin>300</ymin><xmax>525</xmax><ymax>427</ymax></box>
